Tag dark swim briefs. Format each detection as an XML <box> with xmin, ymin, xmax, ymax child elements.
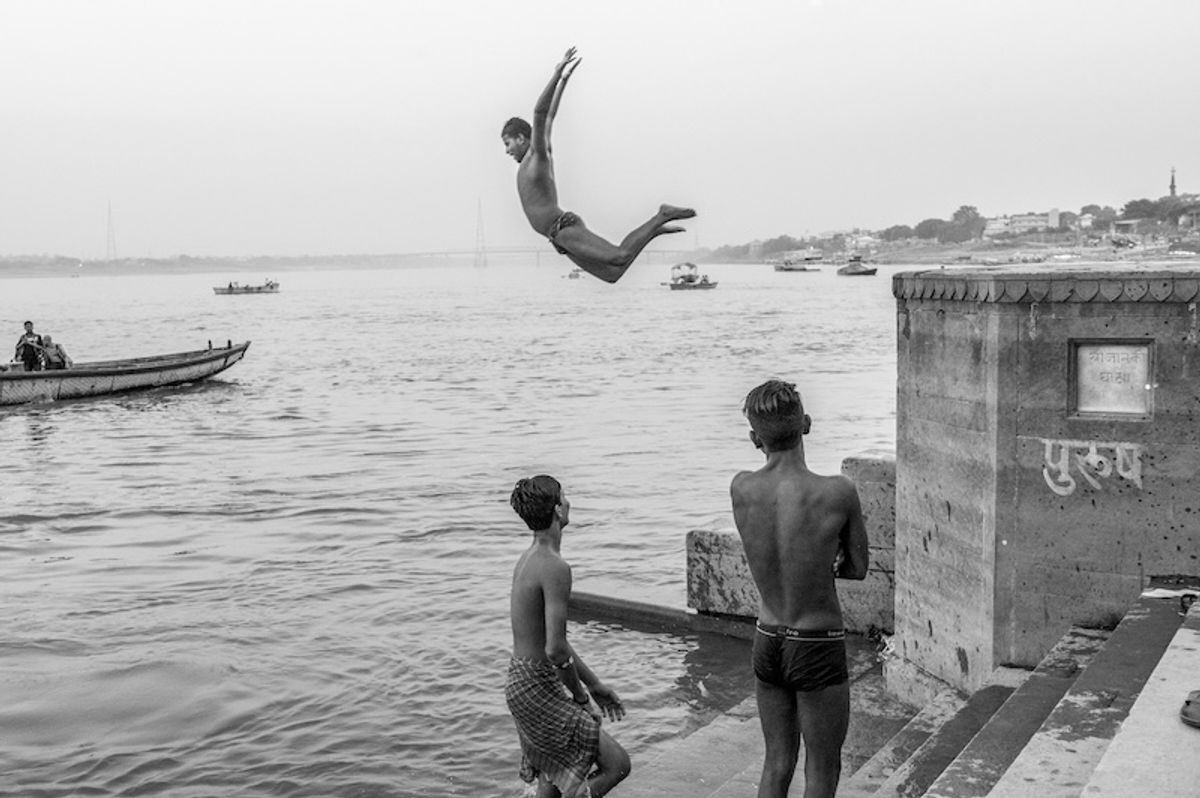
<box><xmin>752</xmin><ymin>623</ymin><xmax>848</xmax><ymax>692</ymax></box>
<box><xmin>547</xmin><ymin>211</ymin><xmax>581</xmax><ymax>254</ymax></box>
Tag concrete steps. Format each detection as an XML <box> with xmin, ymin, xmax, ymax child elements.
<box><xmin>712</xmin><ymin>659</ymin><xmax>918</xmax><ymax>797</ymax></box>
<box><xmin>851</xmin><ymin>593</ymin><xmax>1183</xmax><ymax>798</ymax></box>
<box><xmin>985</xmin><ymin>593</ymin><xmax>1190</xmax><ymax>798</ymax></box>
<box><xmin>1082</xmin><ymin>599</ymin><xmax>1200</xmax><ymax>796</ymax></box>
<box><xmin>851</xmin><ymin>681</ymin><xmax>1019</xmax><ymax>798</ymax></box>
<box><xmin>595</xmin><ymin>591</ymin><xmax>1191</xmax><ymax>798</ymax></box>
<box><xmin>838</xmin><ymin>594</ymin><xmax>1187</xmax><ymax>798</ymax></box>
<box><xmin>618</xmin><ymin>695</ymin><xmax>764</xmax><ymax>798</ymax></box>
<box><xmin>619</xmin><ymin>635</ymin><xmax>913</xmax><ymax>797</ymax></box>
<box><xmin>838</xmin><ymin>687</ymin><xmax>968</xmax><ymax>797</ymax></box>
<box><xmin>921</xmin><ymin>628</ymin><xmax>1109</xmax><ymax>798</ymax></box>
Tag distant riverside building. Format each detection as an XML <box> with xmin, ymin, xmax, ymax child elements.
<box><xmin>846</xmin><ymin>232</ymin><xmax>880</xmax><ymax>250</ymax></box>
<box><xmin>1178</xmin><ymin>207</ymin><xmax>1200</xmax><ymax>229</ymax></box>
<box><xmin>982</xmin><ymin>209</ymin><xmax>1060</xmax><ymax>238</ymax></box>
<box><xmin>982</xmin><ymin>217</ymin><xmax>1011</xmax><ymax>237</ymax></box>
<box><xmin>1011</xmin><ymin>209</ymin><xmax>1059</xmax><ymax>233</ymax></box>
<box><xmin>1112</xmin><ymin>218</ymin><xmax>1144</xmax><ymax>236</ymax></box>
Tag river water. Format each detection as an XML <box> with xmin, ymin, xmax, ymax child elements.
<box><xmin>0</xmin><ymin>260</ymin><xmax>898</xmax><ymax>796</ymax></box>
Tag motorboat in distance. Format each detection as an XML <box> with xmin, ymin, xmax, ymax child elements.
<box><xmin>668</xmin><ymin>262</ymin><xmax>717</xmax><ymax>290</ymax></box>
<box><xmin>773</xmin><ymin>247</ymin><xmax>824</xmax><ymax>271</ymax></box>
<box><xmin>214</xmin><ymin>280</ymin><xmax>280</xmax><ymax>295</ymax></box>
<box><xmin>836</xmin><ymin>255</ymin><xmax>877</xmax><ymax>276</ymax></box>
<box><xmin>0</xmin><ymin>341</ymin><xmax>250</xmax><ymax>406</ymax></box>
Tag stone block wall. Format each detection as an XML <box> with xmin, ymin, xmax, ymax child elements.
<box><xmin>892</xmin><ymin>266</ymin><xmax>1200</xmax><ymax>693</ymax></box>
<box><xmin>686</xmin><ymin>454</ymin><xmax>896</xmax><ymax>634</ymax></box>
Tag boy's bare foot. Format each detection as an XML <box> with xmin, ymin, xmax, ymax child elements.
<box><xmin>659</xmin><ymin>204</ymin><xmax>697</xmax><ymax>221</ymax></box>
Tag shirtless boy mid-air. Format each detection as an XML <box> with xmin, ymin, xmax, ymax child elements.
<box><xmin>506</xmin><ymin>475</ymin><xmax>629</xmax><ymax>797</ymax></box>
<box><xmin>730</xmin><ymin>380</ymin><xmax>869</xmax><ymax>798</ymax></box>
<box><xmin>501</xmin><ymin>47</ymin><xmax>695</xmax><ymax>284</ymax></box>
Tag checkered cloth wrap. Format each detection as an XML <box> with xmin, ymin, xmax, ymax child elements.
<box><xmin>505</xmin><ymin>656</ymin><xmax>599</xmax><ymax>795</ymax></box>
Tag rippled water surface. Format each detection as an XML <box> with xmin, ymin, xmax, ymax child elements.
<box><xmin>1</xmin><ymin>261</ymin><xmax>898</xmax><ymax>796</ymax></box>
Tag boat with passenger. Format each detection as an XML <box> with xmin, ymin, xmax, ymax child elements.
<box><xmin>0</xmin><ymin>341</ymin><xmax>251</xmax><ymax>405</ymax></box>
<box><xmin>668</xmin><ymin>262</ymin><xmax>717</xmax><ymax>290</ymax></box>
<box><xmin>214</xmin><ymin>280</ymin><xmax>279</xmax><ymax>295</ymax></box>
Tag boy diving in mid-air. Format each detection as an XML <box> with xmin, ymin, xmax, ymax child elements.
<box><xmin>502</xmin><ymin>47</ymin><xmax>696</xmax><ymax>284</ymax></box>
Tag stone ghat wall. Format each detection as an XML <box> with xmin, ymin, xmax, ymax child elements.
<box><xmin>893</xmin><ymin>266</ymin><xmax>1200</xmax><ymax>692</ymax></box>
<box><xmin>685</xmin><ymin>454</ymin><xmax>896</xmax><ymax>633</ymax></box>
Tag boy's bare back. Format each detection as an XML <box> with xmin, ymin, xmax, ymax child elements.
<box><xmin>731</xmin><ymin>461</ymin><xmax>865</xmax><ymax>630</ymax></box>
<box><xmin>509</xmin><ymin>546</ymin><xmax>568</xmax><ymax>661</ymax></box>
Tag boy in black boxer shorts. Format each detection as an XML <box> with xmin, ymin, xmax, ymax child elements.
<box><xmin>730</xmin><ymin>380</ymin><xmax>869</xmax><ymax>798</ymax></box>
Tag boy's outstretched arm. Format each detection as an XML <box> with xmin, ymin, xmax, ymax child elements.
<box><xmin>532</xmin><ymin>47</ymin><xmax>579</xmax><ymax>156</ymax></box>
<box><xmin>546</xmin><ymin>53</ymin><xmax>579</xmax><ymax>148</ymax></box>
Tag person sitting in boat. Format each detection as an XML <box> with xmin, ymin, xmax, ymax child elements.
<box><xmin>14</xmin><ymin>320</ymin><xmax>43</xmax><ymax>371</ymax></box>
<box><xmin>40</xmin><ymin>335</ymin><xmax>72</xmax><ymax>370</ymax></box>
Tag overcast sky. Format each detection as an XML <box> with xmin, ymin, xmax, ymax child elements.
<box><xmin>2</xmin><ymin>0</ymin><xmax>1197</xmax><ymax>258</ymax></box>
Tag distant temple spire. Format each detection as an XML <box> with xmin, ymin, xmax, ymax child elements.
<box><xmin>1170</xmin><ymin>167</ymin><xmax>1177</xmax><ymax>198</ymax></box>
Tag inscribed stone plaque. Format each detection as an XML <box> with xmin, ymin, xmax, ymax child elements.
<box><xmin>1075</xmin><ymin>343</ymin><xmax>1151</xmax><ymax>415</ymax></box>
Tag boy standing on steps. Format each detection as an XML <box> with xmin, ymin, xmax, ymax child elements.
<box><xmin>506</xmin><ymin>474</ymin><xmax>630</xmax><ymax>797</ymax></box>
<box><xmin>730</xmin><ymin>380</ymin><xmax>869</xmax><ymax>798</ymax></box>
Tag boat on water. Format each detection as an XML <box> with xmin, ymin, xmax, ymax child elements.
<box><xmin>668</xmin><ymin>262</ymin><xmax>717</xmax><ymax>290</ymax></box>
<box><xmin>0</xmin><ymin>341</ymin><xmax>250</xmax><ymax>406</ymax></box>
<box><xmin>567</xmin><ymin>268</ymin><xmax>582</xmax><ymax>279</ymax></box>
<box><xmin>773</xmin><ymin>248</ymin><xmax>824</xmax><ymax>271</ymax></box>
<box><xmin>214</xmin><ymin>280</ymin><xmax>279</xmax><ymax>295</ymax></box>
<box><xmin>836</xmin><ymin>255</ymin><xmax>877</xmax><ymax>276</ymax></box>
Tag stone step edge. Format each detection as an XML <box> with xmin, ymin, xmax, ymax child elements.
<box><xmin>1082</xmin><ymin>599</ymin><xmax>1200</xmax><ymax>796</ymax></box>
<box><xmin>921</xmin><ymin>626</ymin><xmax>1110</xmax><ymax>798</ymax></box>
<box><xmin>619</xmin><ymin>641</ymin><xmax>887</xmax><ymax>797</ymax></box>
<box><xmin>711</xmin><ymin>661</ymin><xmax>923</xmax><ymax>798</ymax></box>
<box><xmin>616</xmin><ymin>696</ymin><xmax>764</xmax><ymax>798</ymax></box>
<box><xmin>837</xmin><ymin>686</ymin><xmax>969</xmax><ymax>798</ymax></box>
<box><xmin>986</xmin><ymin>594</ymin><xmax>1187</xmax><ymax>798</ymax></box>
<box><xmin>852</xmin><ymin>678</ymin><xmax>1018</xmax><ymax>798</ymax></box>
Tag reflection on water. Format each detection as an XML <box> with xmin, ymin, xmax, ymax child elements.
<box><xmin>0</xmin><ymin>263</ymin><xmax>897</xmax><ymax>796</ymax></box>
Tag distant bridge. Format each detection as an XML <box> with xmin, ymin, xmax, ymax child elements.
<box><xmin>412</xmin><ymin>246</ymin><xmax>696</xmax><ymax>263</ymax></box>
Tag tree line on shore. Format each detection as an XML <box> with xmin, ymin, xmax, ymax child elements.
<box><xmin>706</xmin><ymin>193</ymin><xmax>1200</xmax><ymax>261</ymax></box>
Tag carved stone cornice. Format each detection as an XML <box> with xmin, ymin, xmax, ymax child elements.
<box><xmin>893</xmin><ymin>266</ymin><xmax>1200</xmax><ymax>304</ymax></box>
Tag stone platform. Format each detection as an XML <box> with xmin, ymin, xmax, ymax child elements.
<box><xmin>574</xmin><ymin>589</ymin><xmax>1198</xmax><ymax>797</ymax></box>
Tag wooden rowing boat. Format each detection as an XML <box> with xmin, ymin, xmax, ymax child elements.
<box><xmin>214</xmin><ymin>280</ymin><xmax>279</xmax><ymax>295</ymax></box>
<box><xmin>0</xmin><ymin>341</ymin><xmax>250</xmax><ymax>406</ymax></box>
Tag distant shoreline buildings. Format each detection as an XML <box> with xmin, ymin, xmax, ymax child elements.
<box><xmin>981</xmin><ymin>169</ymin><xmax>1200</xmax><ymax>239</ymax></box>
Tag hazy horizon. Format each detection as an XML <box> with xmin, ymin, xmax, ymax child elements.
<box><xmin>2</xmin><ymin>0</ymin><xmax>1197</xmax><ymax>259</ymax></box>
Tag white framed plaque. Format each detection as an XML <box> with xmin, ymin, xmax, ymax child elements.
<box><xmin>1071</xmin><ymin>340</ymin><xmax>1153</xmax><ymax>417</ymax></box>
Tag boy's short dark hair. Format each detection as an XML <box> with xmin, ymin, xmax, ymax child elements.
<box><xmin>510</xmin><ymin>474</ymin><xmax>562</xmax><ymax>531</ymax></box>
<box><xmin>743</xmin><ymin>379</ymin><xmax>805</xmax><ymax>451</ymax></box>
<box><xmin>501</xmin><ymin>117</ymin><xmax>532</xmax><ymax>140</ymax></box>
